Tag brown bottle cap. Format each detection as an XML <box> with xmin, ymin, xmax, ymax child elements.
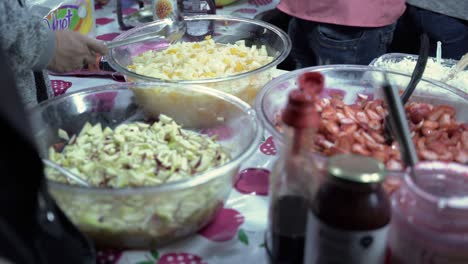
<box><xmin>298</xmin><ymin>72</ymin><xmax>324</xmax><ymax>94</ymax></box>
<box><xmin>282</xmin><ymin>89</ymin><xmax>320</xmax><ymax>128</ymax></box>
<box><xmin>282</xmin><ymin>72</ymin><xmax>324</xmax><ymax>128</ymax></box>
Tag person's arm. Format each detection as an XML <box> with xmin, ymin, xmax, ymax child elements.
<box><xmin>0</xmin><ymin>0</ymin><xmax>55</xmax><ymax>72</ymax></box>
<box><xmin>0</xmin><ymin>0</ymin><xmax>108</xmax><ymax>74</ymax></box>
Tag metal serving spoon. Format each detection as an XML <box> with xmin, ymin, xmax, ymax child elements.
<box><xmin>106</xmin><ymin>0</ymin><xmax>186</xmax><ymax>49</ymax></box>
<box><xmin>381</xmin><ymin>73</ymin><xmax>419</xmax><ymax>168</ymax></box>
<box><xmin>42</xmin><ymin>159</ymin><xmax>90</xmax><ymax>187</ymax></box>
<box><xmin>105</xmin><ymin>18</ymin><xmax>186</xmax><ymax>49</ymax></box>
<box><xmin>383</xmin><ymin>33</ymin><xmax>430</xmax><ymax>145</ymax></box>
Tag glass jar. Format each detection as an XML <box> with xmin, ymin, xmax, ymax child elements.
<box><xmin>305</xmin><ymin>154</ymin><xmax>391</xmax><ymax>264</ymax></box>
<box><xmin>389</xmin><ymin>161</ymin><xmax>468</xmax><ymax>263</ymax></box>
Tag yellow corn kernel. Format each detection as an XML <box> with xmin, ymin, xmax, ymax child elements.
<box><xmin>245</xmin><ymin>59</ymin><xmax>253</xmax><ymax>65</ymax></box>
<box><xmin>205</xmin><ymin>35</ymin><xmax>212</xmax><ymax>40</ymax></box>
<box><xmin>238</xmin><ymin>51</ymin><xmax>247</xmax><ymax>57</ymax></box>
<box><xmin>230</xmin><ymin>48</ymin><xmax>239</xmax><ymax>55</ymax></box>
<box><xmin>190</xmin><ymin>54</ymin><xmax>196</xmax><ymax>58</ymax></box>
<box><xmin>176</xmin><ymin>54</ymin><xmax>182</xmax><ymax>59</ymax></box>
<box><xmin>207</xmin><ymin>49</ymin><xmax>214</xmax><ymax>54</ymax></box>
<box><xmin>208</xmin><ymin>72</ymin><xmax>216</xmax><ymax>78</ymax></box>
<box><xmin>163</xmin><ymin>70</ymin><xmax>173</xmax><ymax>78</ymax></box>
<box><xmin>128</xmin><ymin>65</ymin><xmax>136</xmax><ymax>70</ymax></box>
<box><xmin>235</xmin><ymin>62</ymin><xmax>244</xmax><ymax>72</ymax></box>
<box><xmin>166</xmin><ymin>49</ymin><xmax>177</xmax><ymax>54</ymax></box>
<box><xmin>193</xmin><ymin>43</ymin><xmax>201</xmax><ymax>48</ymax></box>
<box><xmin>223</xmin><ymin>58</ymin><xmax>230</xmax><ymax>65</ymax></box>
<box><xmin>203</xmin><ymin>72</ymin><xmax>215</xmax><ymax>78</ymax></box>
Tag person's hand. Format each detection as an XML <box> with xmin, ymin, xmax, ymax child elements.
<box><xmin>47</xmin><ymin>30</ymin><xmax>108</xmax><ymax>73</ymax></box>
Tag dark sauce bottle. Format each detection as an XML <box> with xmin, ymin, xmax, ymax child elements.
<box><xmin>304</xmin><ymin>154</ymin><xmax>391</xmax><ymax>264</ymax></box>
<box><xmin>269</xmin><ymin>195</ymin><xmax>309</xmax><ymax>263</ymax></box>
<box><xmin>266</xmin><ymin>72</ymin><xmax>324</xmax><ymax>264</ymax></box>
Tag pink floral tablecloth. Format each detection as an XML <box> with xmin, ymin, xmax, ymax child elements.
<box><xmin>48</xmin><ymin>0</ymin><xmax>282</xmax><ymax>263</ymax></box>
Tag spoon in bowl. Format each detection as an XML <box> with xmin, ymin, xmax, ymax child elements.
<box><xmin>42</xmin><ymin>159</ymin><xmax>90</xmax><ymax>187</ymax></box>
<box><xmin>383</xmin><ymin>33</ymin><xmax>430</xmax><ymax>145</ymax></box>
<box><xmin>105</xmin><ymin>18</ymin><xmax>186</xmax><ymax>49</ymax></box>
<box><xmin>441</xmin><ymin>52</ymin><xmax>468</xmax><ymax>83</ymax></box>
<box><xmin>381</xmin><ymin>73</ymin><xmax>419</xmax><ymax>168</ymax></box>
<box><xmin>106</xmin><ymin>0</ymin><xmax>186</xmax><ymax>49</ymax></box>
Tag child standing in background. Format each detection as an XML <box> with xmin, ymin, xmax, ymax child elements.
<box><xmin>277</xmin><ymin>0</ymin><xmax>406</xmax><ymax>67</ymax></box>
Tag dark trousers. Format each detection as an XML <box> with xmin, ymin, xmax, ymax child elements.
<box><xmin>288</xmin><ymin>18</ymin><xmax>396</xmax><ymax>68</ymax></box>
<box><xmin>391</xmin><ymin>5</ymin><xmax>468</xmax><ymax>60</ymax></box>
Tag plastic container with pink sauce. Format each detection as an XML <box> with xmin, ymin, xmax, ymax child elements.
<box><xmin>388</xmin><ymin>161</ymin><xmax>468</xmax><ymax>263</ymax></box>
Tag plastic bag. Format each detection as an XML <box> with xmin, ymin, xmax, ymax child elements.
<box><xmin>27</xmin><ymin>0</ymin><xmax>96</xmax><ymax>36</ymax></box>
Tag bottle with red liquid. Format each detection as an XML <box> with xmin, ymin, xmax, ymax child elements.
<box><xmin>265</xmin><ymin>72</ymin><xmax>324</xmax><ymax>264</ymax></box>
<box><xmin>304</xmin><ymin>154</ymin><xmax>391</xmax><ymax>264</ymax></box>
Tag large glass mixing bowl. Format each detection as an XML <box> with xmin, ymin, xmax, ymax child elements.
<box><xmin>107</xmin><ymin>15</ymin><xmax>291</xmax><ymax>105</ymax></box>
<box><xmin>255</xmin><ymin>65</ymin><xmax>467</xmax><ymax>177</ymax></box>
<box><xmin>30</xmin><ymin>82</ymin><xmax>262</xmax><ymax>249</ymax></box>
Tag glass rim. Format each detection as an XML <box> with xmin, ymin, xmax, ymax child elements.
<box><xmin>32</xmin><ymin>82</ymin><xmax>263</xmax><ymax>195</ymax></box>
<box><xmin>107</xmin><ymin>14</ymin><xmax>292</xmax><ymax>84</ymax></box>
<box><xmin>255</xmin><ymin>64</ymin><xmax>467</xmax><ymax>174</ymax></box>
<box><xmin>404</xmin><ymin>161</ymin><xmax>468</xmax><ymax>209</ymax></box>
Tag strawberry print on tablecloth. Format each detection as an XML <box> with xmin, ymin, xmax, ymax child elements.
<box><xmin>97</xmin><ymin>32</ymin><xmax>121</xmax><ymax>41</ymax></box>
<box><xmin>158</xmin><ymin>252</ymin><xmax>207</xmax><ymax>264</ymax></box>
<box><xmin>96</xmin><ymin>17</ymin><xmax>116</xmax><ymax>26</ymax></box>
<box><xmin>97</xmin><ymin>250</ymin><xmax>123</xmax><ymax>264</ymax></box>
<box><xmin>112</xmin><ymin>7</ymin><xmax>138</xmax><ymax>16</ymax></box>
<box><xmin>260</xmin><ymin>136</ymin><xmax>277</xmax><ymax>155</ymax></box>
<box><xmin>134</xmin><ymin>251</ymin><xmax>207</xmax><ymax>264</ymax></box>
<box><xmin>248</xmin><ymin>0</ymin><xmax>273</xmax><ymax>6</ymax></box>
<box><xmin>51</xmin><ymin>80</ymin><xmax>72</xmax><ymax>96</ymax></box>
<box><xmin>200</xmin><ymin>125</ymin><xmax>233</xmax><ymax>140</ymax></box>
<box><xmin>85</xmin><ymin>91</ymin><xmax>118</xmax><ymax>112</ymax></box>
<box><xmin>94</xmin><ymin>3</ymin><xmax>105</xmax><ymax>10</ymax></box>
<box><xmin>198</xmin><ymin>208</ymin><xmax>245</xmax><ymax>242</ymax></box>
<box><xmin>234</xmin><ymin>168</ymin><xmax>270</xmax><ymax>196</ymax></box>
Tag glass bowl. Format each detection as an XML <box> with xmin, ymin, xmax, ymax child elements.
<box><xmin>255</xmin><ymin>65</ymin><xmax>467</xmax><ymax>179</ymax></box>
<box><xmin>30</xmin><ymin>82</ymin><xmax>262</xmax><ymax>249</ymax></box>
<box><xmin>369</xmin><ymin>53</ymin><xmax>467</xmax><ymax>94</ymax></box>
<box><xmin>106</xmin><ymin>15</ymin><xmax>291</xmax><ymax>105</ymax></box>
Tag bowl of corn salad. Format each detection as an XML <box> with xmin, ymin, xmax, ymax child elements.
<box><xmin>107</xmin><ymin>15</ymin><xmax>291</xmax><ymax>105</ymax></box>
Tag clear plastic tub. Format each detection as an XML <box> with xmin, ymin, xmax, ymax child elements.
<box><xmin>389</xmin><ymin>162</ymin><xmax>468</xmax><ymax>263</ymax></box>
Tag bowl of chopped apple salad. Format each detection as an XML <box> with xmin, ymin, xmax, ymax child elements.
<box><xmin>29</xmin><ymin>82</ymin><xmax>262</xmax><ymax>249</ymax></box>
<box><xmin>106</xmin><ymin>15</ymin><xmax>291</xmax><ymax>106</ymax></box>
